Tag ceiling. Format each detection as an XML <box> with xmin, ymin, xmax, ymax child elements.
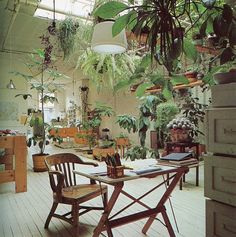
<box><xmin>0</xmin><ymin>0</ymin><xmax>50</xmax><ymax>53</ymax></box>
<box><xmin>0</xmin><ymin>0</ymin><xmax>90</xmax><ymax>82</ymax></box>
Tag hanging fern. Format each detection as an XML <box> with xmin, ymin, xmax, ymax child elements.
<box><xmin>76</xmin><ymin>49</ymin><xmax>140</xmax><ymax>92</ymax></box>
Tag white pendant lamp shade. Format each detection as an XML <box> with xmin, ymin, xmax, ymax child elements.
<box><xmin>91</xmin><ymin>21</ymin><xmax>127</xmax><ymax>54</ymax></box>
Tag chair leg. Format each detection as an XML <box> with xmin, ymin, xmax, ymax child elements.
<box><xmin>103</xmin><ymin>191</ymin><xmax>108</xmax><ymax>208</ymax></box>
<box><xmin>72</xmin><ymin>202</ymin><xmax>79</xmax><ymax>227</ymax></box>
<box><xmin>44</xmin><ymin>202</ymin><xmax>58</xmax><ymax>228</ymax></box>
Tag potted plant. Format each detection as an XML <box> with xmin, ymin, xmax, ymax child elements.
<box><xmin>115</xmin><ymin>133</ymin><xmax>130</xmax><ymax>147</ymax></box>
<box><xmin>124</xmin><ymin>145</ymin><xmax>159</xmax><ymax>161</ymax></box>
<box><xmin>13</xmin><ymin>35</ymin><xmax>69</xmax><ymax>172</ymax></box>
<box><xmin>76</xmin><ymin>102</ymin><xmax>114</xmax><ymax>153</ymax></box>
<box><xmin>155</xmin><ymin>101</ymin><xmax>179</xmax><ymax>148</ymax></box>
<box><xmin>116</xmin><ymin>115</ymin><xmax>138</xmax><ymax>134</ymax></box>
<box><xmin>93</xmin><ymin>0</ymin><xmax>212</xmax><ymax>71</ymax></box>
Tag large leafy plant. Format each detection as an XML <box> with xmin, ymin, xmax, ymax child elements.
<box><xmin>13</xmin><ymin>36</ymin><xmax>69</xmax><ymax>155</ymax></box>
<box><xmin>94</xmin><ymin>1</ymin><xmax>235</xmax><ymax>73</ymax></box>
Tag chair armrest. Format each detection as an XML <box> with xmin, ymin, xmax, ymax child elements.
<box><xmin>81</xmin><ymin>161</ymin><xmax>98</xmax><ymax>167</ymax></box>
<box><xmin>80</xmin><ymin>162</ymin><xmax>99</xmax><ymax>183</ymax></box>
<box><xmin>48</xmin><ymin>170</ymin><xmax>64</xmax><ymax>200</ymax></box>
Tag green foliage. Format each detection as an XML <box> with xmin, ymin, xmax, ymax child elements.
<box><xmin>12</xmin><ymin>42</ymin><xmax>69</xmax><ymax>154</ymax></box>
<box><xmin>155</xmin><ymin>102</ymin><xmax>179</xmax><ymax>130</ymax></box>
<box><xmin>116</xmin><ymin>132</ymin><xmax>129</xmax><ymax>138</ymax></box>
<box><xmin>94</xmin><ymin>1</ymin><xmax>128</xmax><ymax>19</ymax></box>
<box><xmin>93</xmin><ymin>102</ymin><xmax>115</xmax><ymax>117</ymax></box>
<box><xmin>138</xmin><ymin>94</ymin><xmax>164</xmax><ymax>147</ymax></box>
<box><xmin>155</xmin><ymin>101</ymin><xmax>179</xmax><ymax>147</ymax></box>
<box><xmin>76</xmin><ymin>49</ymin><xmax>138</xmax><ymax>92</ymax></box>
<box><xmin>183</xmin><ymin>39</ymin><xmax>198</xmax><ymax>62</ymax></box>
<box><xmin>58</xmin><ymin>17</ymin><xmax>79</xmax><ymax>59</ymax></box>
<box><xmin>181</xmin><ymin>94</ymin><xmax>208</xmax><ymax>139</ymax></box>
<box><xmin>99</xmin><ymin>139</ymin><xmax>115</xmax><ymax>149</ymax></box>
<box><xmin>124</xmin><ymin>145</ymin><xmax>159</xmax><ymax>161</ymax></box>
<box><xmin>116</xmin><ymin>115</ymin><xmax>138</xmax><ymax>133</ymax></box>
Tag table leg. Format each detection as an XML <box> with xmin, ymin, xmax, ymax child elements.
<box><xmin>179</xmin><ymin>178</ymin><xmax>182</xmax><ymax>190</ymax></box>
<box><xmin>162</xmin><ymin>209</ymin><xmax>176</xmax><ymax>237</ymax></box>
<box><xmin>142</xmin><ymin>169</ymin><xmax>184</xmax><ymax>234</ymax></box>
<box><xmin>196</xmin><ymin>166</ymin><xmax>199</xmax><ymax>186</ymax></box>
<box><xmin>93</xmin><ymin>183</ymin><xmax>123</xmax><ymax>237</ymax></box>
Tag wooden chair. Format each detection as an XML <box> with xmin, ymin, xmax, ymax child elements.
<box><xmin>44</xmin><ymin>153</ymin><xmax>108</xmax><ymax>229</ymax></box>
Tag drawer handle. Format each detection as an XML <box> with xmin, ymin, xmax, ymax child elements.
<box><xmin>223</xmin><ymin>224</ymin><xmax>236</xmax><ymax>234</ymax></box>
<box><xmin>224</xmin><ymin>128</ymin><xmax>236</xmax><ymax>134</ymax></box>
<box><xmin>222</xmin><ymin>176</ymin><xmax>236</xmax><ymax>184</ymax></box>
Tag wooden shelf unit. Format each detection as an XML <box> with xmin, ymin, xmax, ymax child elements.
<box><xmin>146</xmin><ymin>80</ymin><xmax>203</xmax><ymax>93</ymax></box>
<box><xmin>0</xmin><ymin>136</ymin><xmax>27</xmax><ymax>193</ymax></box>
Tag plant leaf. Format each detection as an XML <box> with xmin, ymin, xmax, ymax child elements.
<box><xmin>199</xmin><ymin>19</ymin><xmax>208</xmax><ymax>38</ymax></box>
<box><xmin>170</xmin><ymin>75</ymin><xmax>189</xmax><ymax>85</ymax></box>
<box><xmin>135</xmin><ymin>82</ymin><xmax>154</xmax><ymax>98</ymax></box>
<box><xmin>112</xmin><ymin>13</ymin><xmax>130</xmax><ymax>36</ymax></box>
<box><xmin>127</xmin><ymin>10</ymin><xmax>138</xmax><ymax>31</ymax></box>
<box><xmin>94</xmin><ymin>1</ymin><xmax>128</xmax><ymax>19</ymax></box>
<box><xmin>183</xmin><ymin>39</ymin><xmax>198</xmax><ymax>61</ymax></box>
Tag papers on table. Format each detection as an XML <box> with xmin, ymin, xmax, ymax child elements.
<box><xmin>82</xmin><ymin>166</ymin><xmax>107</xmax><ymax>176</ymax></box>
<box><xmin>130</xmin><ymin>167</ymin><xmax>162</xmax><ymax>175</ymax></box>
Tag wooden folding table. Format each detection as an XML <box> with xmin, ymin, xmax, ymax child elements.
<box><xmin>74</xmin><ymin>164</ymin><xmax>188</xmax><ymax>237</ymax></box>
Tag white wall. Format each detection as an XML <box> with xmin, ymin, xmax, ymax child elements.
<box><xmin>0</xmin><ymin>52</ymin><xmax>28</xmax><ymax>134</ymax></box>
<box><xmin>88</xmin><ymin>82</ymin><xmax>146</xmax><ymax>147</ymax></box>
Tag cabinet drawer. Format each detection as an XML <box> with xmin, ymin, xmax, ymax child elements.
<box><xmin>205</xmin><ymin>108</ymin><xmax>236</xmax><ymax>156</ymax></box>
<box><xmin>206</xmin><ymin>200</ymin><xmax>236</xmax><ymax>237</ymax></box>
<box><xmin>204</xmin><ymin>156</ymin><xmax>236</xmax><ymax>207</ymax></box>
<box><xmin>211</xmin><ymin>83</ymin><xmax>236</xmax><ymax>107</ymax></box>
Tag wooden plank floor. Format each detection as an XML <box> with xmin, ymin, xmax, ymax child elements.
<box><xmin>0</xmin><ymin>145</ymin><xmax>205</xmax><ymax>237</ymax></box>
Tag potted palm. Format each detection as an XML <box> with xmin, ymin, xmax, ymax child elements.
<box><xmin>13</xmin><ymin>35</ymin><xmax>69</xmax><ymax>172</ymax></box>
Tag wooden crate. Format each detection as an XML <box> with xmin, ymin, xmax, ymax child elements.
<box><xmin>206</xmin><ymin>199</ymin><xmax>236</xmax><ymax>237</ymax></box>
<box><xmin>0</xmin><ymin>136</ymin><xmax>27</xmax><ymax>193</ymax></box>
<box><xmin>204</xmin><ymin>155</ymin><xmax>236</xmax><ymax>207</ymax></box>
<box><xmin>205</xmin><ymin>108</ymin><xmax>236</xmax><ymax>156</ymax></box>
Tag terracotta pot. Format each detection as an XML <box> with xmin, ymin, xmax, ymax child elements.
<box><xmin>32</xmin><ymin>153</ymin><xmax>48</xmax><ymax>172</ymax></box>
<box><xmin>170</xmin><ymin>129</ymin><xmax>191</xmax><ymax>142</ymax></box>
<box><xmin>116</xmin><ymin>138</ymin><xmax>129</xmax><ymax>146</ymax></box>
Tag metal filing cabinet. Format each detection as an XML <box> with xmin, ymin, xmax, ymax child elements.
<box><xmin>205</xmin><ymin>83</ymin><xmax>236</xmax><ymax>237</ymax></box>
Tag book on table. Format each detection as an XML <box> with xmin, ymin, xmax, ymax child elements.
<box><xmin>168</xmin><ymin>158</ymin><xmax>198</xmax><ymax>165</ymax></box>
<box><xmin>160</xmin><ymin>152</ymin><xmax>192</xmax><ymax>161</ymax></box>
<box><xmin>158</xmin><ymin>153</ymin><xmax>198</xmax><ymax>166</ymax></box>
